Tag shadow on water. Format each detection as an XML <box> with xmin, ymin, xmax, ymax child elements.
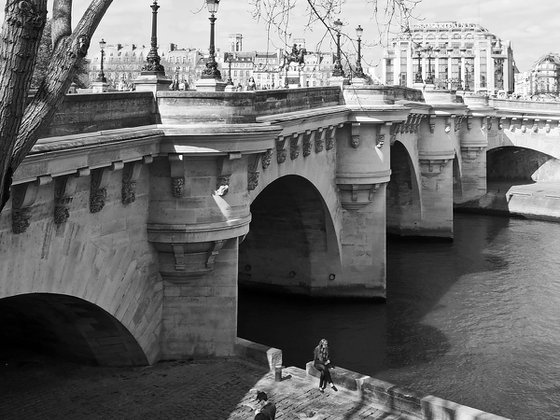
<box><xmin>238</xmin><ymin>213</ymin><xmax>513</xmax><ymax>377</ymax></box>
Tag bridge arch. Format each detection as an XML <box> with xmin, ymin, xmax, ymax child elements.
<box><xmin>0</xmin><ymin>293</ymin><xmax>147</xmax><ymax>366</ymax></box>
<box><xmin>239</xmin><ymin>175</ymin><xmax>341</xmax><ymax>295</ymax></box>
<box><xmin>453</xmin><ymin>153</ymin><xmax>463</xmax><ymax>202</ymax></box>
<box><xmin>387</xmin><ymin>140</ymin><xmax>422</xmax><ymax>234</ymax></box>
<box><xmin>487</xmin><ymin>146</ymin><xmax>560</xmax><ymax>182</ymax></box>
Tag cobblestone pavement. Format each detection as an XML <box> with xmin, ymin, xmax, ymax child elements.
<box><xmin>0</xmin><ymin>357</ymin><xmax>404</xmax><ymax>419</ymax></box>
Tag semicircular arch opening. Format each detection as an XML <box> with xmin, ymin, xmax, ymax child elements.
<box><xmin>0</xmin><ymin>293</ymin><xmax>148</xmax><ymax>366</ymax></box>
<box><xmin>239</xmin><ymin>175</ymin><xmax>340</xmax><ymax>296</ymax></box>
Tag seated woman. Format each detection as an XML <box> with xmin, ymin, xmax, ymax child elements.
<box><xmin>313</xmin><ymin>338</ymin><xmax>337</xmax><ymax>392</ymax></box>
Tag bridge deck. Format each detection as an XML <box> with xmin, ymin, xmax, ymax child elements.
<box><xmin>0</xmin><ymin>356</ymin><xmax>403</xmax><ymax>419</ymax></box>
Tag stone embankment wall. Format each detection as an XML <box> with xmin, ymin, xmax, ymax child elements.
<box><xmin>234</xmin><ymin>338</ymin><xmax>509</xmax><ymax>420</ymax></box>
<box><xmin>305</xmin><ymin>362</ymin><xmax>510</xmax><ymax>420</ymax></box>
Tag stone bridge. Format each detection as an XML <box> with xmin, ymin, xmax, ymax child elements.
<box><xmin>2</xmin><ymin>86</ymin><xmax>559</xmax><ymax>366</ymax></box>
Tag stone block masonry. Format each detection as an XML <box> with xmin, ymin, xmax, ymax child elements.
<box><xmin>305</xmin><ymin>362</ymin><xmax>510</xmax><ymax>419</ymax></box>
<box><xmin>0</xmin><ymin>165</ymin><xmax>161</xmax><ymax>365</ymax></box>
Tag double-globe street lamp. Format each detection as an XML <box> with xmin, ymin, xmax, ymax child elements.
<box><xmin>353</xmin><ymin>25</ymin><xmax>365</xmax><ymax>79</ymax></box>
<box><xmin>332</xmin><ymin>18</ymin><xmax>344</xmax><ymax>77</ymax></box>
<box><xmin>202</xmin><ymin>0</ymin><xmax>222</xmax><ymax>80</ymax></box>
<box><xmin>97</xmin><ymin>38</ymin><xmax>107</xmax><ymax>82</ymax></box>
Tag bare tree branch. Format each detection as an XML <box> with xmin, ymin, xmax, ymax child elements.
<box><xmin>52</xmin><ymin>0</ymin><xmax>72</xmax><ymax>50</ymax></box>
<box><xmin>250</xmin><ymin>0</ymin><xmax>422</xmax><ymax>78</ymax></box>
<box><xmin>11</xmin><ymin>0</ymin><xmax>114</xmax><ymax>170</ymax></box>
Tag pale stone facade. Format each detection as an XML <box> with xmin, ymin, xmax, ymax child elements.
<box><xmin>527</xmin><ymin>53</ymin><xmax>560</xmax><ymax>96</ymax></box>
<box><xmin>382</xmin><ymin>22</ymin><xmax>516</xmax><ymax>94</ymax></box>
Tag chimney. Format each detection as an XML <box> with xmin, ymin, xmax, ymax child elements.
<box><xmin>170</xmin><ymin>43</ymin><xmax>176</xmax><ymax>52</ymax></box>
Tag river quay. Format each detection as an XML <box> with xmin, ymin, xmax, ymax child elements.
<box><xmin>0</xmin><ymin>340</ymin><xmax>509</xmax><ymax>420</ymax></box>
<box><xmin>0</xmin><ymin>355</ymin><xmax>402</xmax><ymax>420</ymax></box>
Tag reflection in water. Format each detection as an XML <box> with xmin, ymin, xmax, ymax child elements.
<box><xmin>238</xmin><ymin>214</ymin><xmax>560</xmax><ymax>420</ymax></box>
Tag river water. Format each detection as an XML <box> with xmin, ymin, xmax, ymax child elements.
<box><xmin>238</xmin><ymin>213</ymin><xmax>560</xmax><ymax>420</ymax></box>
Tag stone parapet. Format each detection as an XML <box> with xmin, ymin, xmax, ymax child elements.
<box><xmin>234</xmin><ymin>338</ymin><xmax>282</xmax><ymax>372</ymax></box>
<box><xmin>157</xmin><ymin>87</ymin><xmax>342</xmax><ymax>125</ymax></box>
<box><xmin>343</xmin><ymin>84</ymin><xmax>425</xmax><ymax>106</ymax></box>
<box><xmin>38</xmin><ymin>91</ymin><xmax>158</xmax><ymax>139</ymax></box>
<box><xmin>305</xmin><ymin>362</ymin><xmax>511</xmax><ymax>420</ymax></box>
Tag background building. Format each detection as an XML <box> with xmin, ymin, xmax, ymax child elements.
<box><xmin>527</xmin><ymin>53</ymin><xmax>560</xmax><ymax>96</ymax></box>
<box><xmin>87</xmin><ymin>33</ymin><xmax>340</xmax><ymax>91</ymax></box>
<box><xmin>382</xmin><ymin>21</ymin><xmax>516</xmax><ymax>93</ymax></box>
<box><xmin>88</xmin><ymin>43</ymin><xmax>205</xmax><ymax>90</ymax></box>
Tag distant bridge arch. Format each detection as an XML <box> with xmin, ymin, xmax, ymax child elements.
<box><xmin>488</xmin><ymin>129</ymin><xmax>560</xmax><ymax>161</ymax></box>
<box><xmin>387</xmin><ymin>140</ymin><xmax>422</xmax><ymax>234</ymax></box>
<box><xmin>487</xmin><ymin>146</ymin><xmax>560</xmax><ymax>182</ymax></box>
<box><xmin>240</xmin><ymin>174</ymin><xmax>341</xmax><ymax>296</ymax></box>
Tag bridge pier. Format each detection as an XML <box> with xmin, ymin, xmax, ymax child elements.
<box><xmin>336</xmin><ymin>120</ymin><xmax>393</xmax><ymax>298</ymax></box>
<box><xmin>417</xmin><ymin>156</ymin><xmax>454</xmax><ymax>237</ymax></box>
<box><xmin>414</xmin><ymin>91</ymin><xmax>469</xmax><ymax>239</ymax></box>
<box><xmin>456</xmin><ymin>96</ymin><xmax>493</xmax><ymax>204</ymax></box>
<box><xmin>148</xmin><ymin>154</ymin><xmax>250</xmax><ymax>359</ymax></box>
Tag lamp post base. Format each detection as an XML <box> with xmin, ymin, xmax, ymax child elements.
<box><xmin>329</xmin><ymin>76</ymin><xmax>350</xmax><ymax>88</ymax></box>
<box><xmin>352</xmin><ymin>77</ymin><xmax>367</xmax><ymax>86</ymax></box>
<box><xmin>134</xmin><ymin>72</ymin><xmax>172</xmax><ymax>94</ymax></box>
<box><xmin>91</xmin><ymin>81</ymin><xmax>111</xmax><ymax>93</ymax></box>
<box><xmin>195</xmin><ymin>78</ymin><xmax>227</xmax><ymax>92</ymax></box>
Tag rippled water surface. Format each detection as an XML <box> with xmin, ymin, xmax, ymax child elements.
<box><xmin>238</xmin><ymin>213</ymin><xmax>560</xmax><ymax>420</ymax></box>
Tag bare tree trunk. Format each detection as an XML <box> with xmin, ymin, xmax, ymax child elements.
<box><xmin>0</xmin><ymin>0</ymin><xmax>114</xmax><ymax>212</ymax></box>
<box><xmin>0</xmin><ymin>0</ymin><xmax>48</xmax><ymax>210</ymax></box>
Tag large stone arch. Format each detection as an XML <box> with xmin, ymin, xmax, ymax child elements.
<box><xmin>387</xmin><ymin>140</ymin><xmax>422</xmax><ymax>235</ymax></box>
<box><xmin>487</xmin><ymin>146</ymin><xmax>560</xmax><ymax>182</ymax></box>
<box><xmin>239</xmin><ymin>175</ymin><xmax>341</xmax><ymax>296</ymax></box>
<box><xmin>0</xmin><ymin>170</ymin><xmax>161</xmax><ymax>364</ymax></box>
<box><xmin>0</xmin><ymin>293</ymin><xmax>147</xmax><ymax>366</ymax></box>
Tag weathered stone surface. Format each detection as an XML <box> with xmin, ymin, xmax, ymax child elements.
<box><xmin>5</xmin><ymin>86</ymin><xmax>551</xmax><ymax>369</ymax></box>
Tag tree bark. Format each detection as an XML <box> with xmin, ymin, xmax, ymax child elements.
<box><xmin>0</xmin><ymin>0</ymin><xmax>114</xmax><ymax>212</ymax></box>
<box><xmin>0</xmin><ymin>0</ymin><xmax>48</xmax><ymax>210</ymax></box>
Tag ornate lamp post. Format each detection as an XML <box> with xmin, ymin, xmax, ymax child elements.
<box><xmin>97</xmin><ymin>38</ymin><xmax>107</xmax><ymax>82</ymax></box>
<box><xmin>202</xmin><ymin>0</ymin><xmax>221</xmax><ymax>80</ymax></box>
<box><xmin>415</xmin><ymin>48</ymin><xmax>423</xmax><ymax>83</ymax></box>
<box><xmin>226</xmin><ymin>54</ymin><xmax>233</xmax><ymax>85</ymax></box>
<box><xmin>464</xmin><ymin>61</ymin><xmax>473</xmax><ymax>91</ymax></box>
<box><xmin>425</xmin><ymin>46</ymin><xmax>434</xmax><ymax>84</ymax></box>
<box><xmin>142</xmin><ymin>0</ymin><xmax>164</xmax><ymax>73</ymax></box>
<box><xmin>456</xmin><ymin>56</ymin><xmax>463</xmax><ymax>90</ymax></box>
<box><xmin>354</xmin><ymin>25</ymin><xmax>365</xmax><ymax>78</ymax></box>
<box><xmin>332</xmin><ymin>18</ymin><xmax>344</xmax><ymax>77</ymax></box>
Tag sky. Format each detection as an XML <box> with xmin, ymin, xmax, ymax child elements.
<box><xmin>10</xmin><ymin>0</ymin><xmax>560</xmax><ymax>72</ymax></box>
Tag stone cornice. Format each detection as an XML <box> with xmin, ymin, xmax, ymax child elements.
<box><xmin>256</xmin><ymin>105</ymin><xmax>349</xmax><ymax>125</ymax></box>
<box><xmin>147</xmin><ymin>215</ymin><xmax>251</xmax><ymax>244</ymax></box>
<box><xmin>14</xmin><ymin>124</ymin><xmax>283</xmax><ymax>185</ymax></box>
